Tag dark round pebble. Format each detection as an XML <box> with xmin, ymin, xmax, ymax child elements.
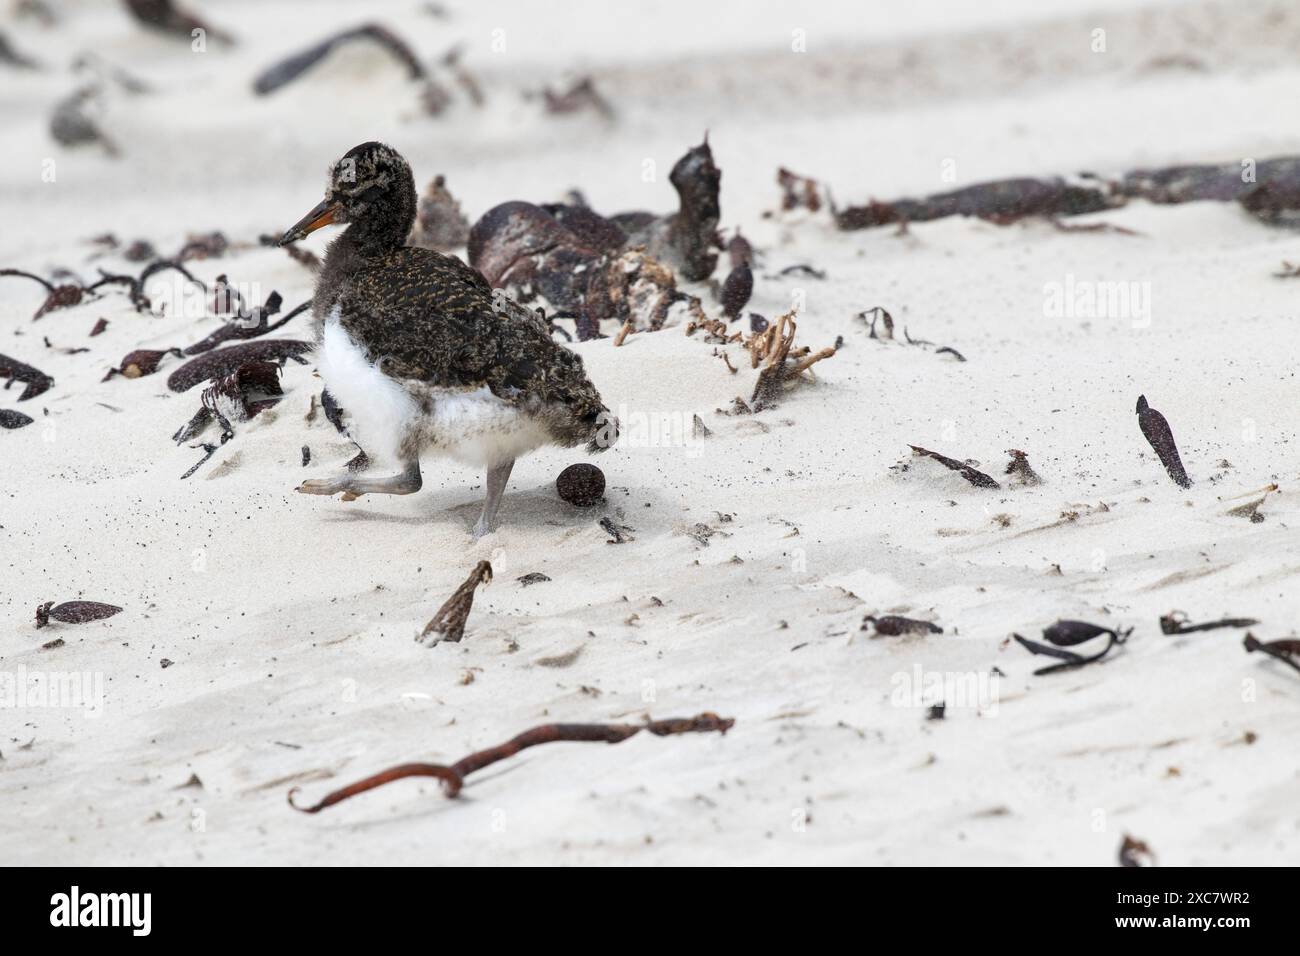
<box><xmin>556</xmin><ymin>463</ymin><xmax>605</xmax><ymax>507</ymax></box>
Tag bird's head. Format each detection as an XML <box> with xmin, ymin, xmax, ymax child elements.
<box><xmin>279</xmin><ymin>141</ymin><xmax>416</xmax><ymax>247</ymax></box>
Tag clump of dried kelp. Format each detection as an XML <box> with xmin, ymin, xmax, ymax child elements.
<box><xmin>469</xmin><ymin>139</ymin><xmax>722</xmax><ymax>337</ymax></box>
<box><xmin>124</xmin><ymin>0</ymin><xmax>234</xmax><ymax>44</ymax></box>
<box><xmin>417</xmin><ymin>560</ymin><xmax>492</xmax><ymax>645</ymax></box>
<box><xmin>1119</xmin><ymin>834</ymin><xmax>1155</xmax><ymax>868</ymax></box>
<box><xmin>862</xmin><ymin>615</ymin><xmax>942</xmax><ymax>636</ymax></box>
<box><xmin>748</xmin><ymin>312</ymin><xmax>837</xmax><ymax>411</ymax></box>
<box><xmin>103</xmin><ymin>347</ymin><xmax>183</xmax><ymax>381</ymax></box>
<box><xmin>1</xmin><ymin>269</ymin><xmax>87</xmax><ymax>319</ymax></box>
<box><xmin>35</xmin><ymin>600</ymin><xmax>121</xmax><ymax>628</ymax></box>
<box><xmin>1136</xmin><ymin>394</ymin><xmax>1191</xmax><ymax>489</ymax></box>
<box><xmin>287</xmin><ymin>712</ymin><xmax>734</xmax><ymax>811</ymax></box>
<box><xmin>1160</xmin><ymin>611</ymin><xmax>1258</xmax><ymax>635</ymax></box>
<box><xmin>0</xmin><ymin>409</ymin><xmax>35</xmax><ymax>429</ymax></box>
<box><xmin>538</xmin><ymin>76</ymin><xmax>614</xmax><ymax>120</ymax></box>
<box><xmin>182</xmin><ymin>293</ymin><xmax>306</xmax><ymax>356</ymax></box>
<box><xmin>1004</xmin><ymin>449</ymin><xmax>1042</xmax><ymax>486</ymax></box>
<box><xmin>1013</xmin><ymin>620</ymin><xmax>1131</xmax><ymax>675</ymax></box>
<box><xmin>1243</xmin><ymin>633</ymin><xmax>1300</xmax><ymax>676</ymax></box>
<box><xmin>1222</xmin><ymin>483</ymin><xmax>1277</xmax><ymax>523</ymax></box>
<box><xmin>777</xmin><ymin>167</ymin><xmax>824</xmax><ymax>212</ymax></box>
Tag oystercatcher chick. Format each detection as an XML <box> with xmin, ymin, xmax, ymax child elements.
<box><xmin>279</xmin><ymin>142</ymin><xmax>616</xmax><ymax>538</ymax></box>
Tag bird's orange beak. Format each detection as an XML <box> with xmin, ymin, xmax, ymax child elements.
<box><xmin>278</xmin><ymin>198</ymin><xmax>342</xmax><ymax>246</ymax></box>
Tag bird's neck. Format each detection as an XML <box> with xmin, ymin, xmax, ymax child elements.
<box><xmin>337</xmin><ymin>189</ymin><xmax>417</xmax><ymax>260</ymax></box>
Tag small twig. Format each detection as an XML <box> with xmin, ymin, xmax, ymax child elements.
<box><xmin>418</xmin><ymin>560</ymin><xmax>492</xmax><ymax>645</ymax></box>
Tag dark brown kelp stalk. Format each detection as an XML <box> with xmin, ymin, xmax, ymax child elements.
<box><xmin>0</xmin><ymin>352</ymin><xmax>55</xmax><ymax>401</ymax></box>
<box><xmin>166</xmin><ymin>339</ymin><xmax>311</xmax><ymax>392</ymax></box>
<box><xmin>1160</xmin><ymin>611</ymin><xmax>1258</xmax><ymax>635</ymax></box>
<box><xmin>777</xmin><ymin>167</ymin><xmax>823</xmax><ymax>212</ymax></box>
<box><xmin>417</xmin><ymin>561</ymin><xmax>492</xmax><ymax>645</ymax></box>
<box><xmin>1243</xmin><ymin>633</ymin><xmax>1300</xmax><ymax>676</ymax></box>
<box><xmin>174</xmin><ymin>361</ymin><xmax>285</xmax><ymax>444</ymax></box>
<box><xmin>124</xmin><ymin>0</ymin><xmax>235</xmax><ymax>44</ymax></box>
<box><xmin>1004</xmin><ymin>449</ymin><xmax>1042</xmax><ymax>486</ymax></box>
<box><xmin>1013</xmin><ymin>621</ymin><xmax>1130</xmax><ymax>675</ymax></box>
<box><xmin>253</xmin><ymin>23</ymin><xmax>424</xmax><ymax>95</ymax></box>
<box><xmin>541</xmin><ymin>76</ymin><xmax>614</xmax><ymax>120</ymax></box>
<box><xmin>1136</xmin><ymin>395</ymin><xmax>1191</xmax><ymax>488</ymax></box>
<box><xmin>35</xmin><ymin>601</ymin><xmax>122</xmax><ymax>628</ymax></box>
<box><xmin>862</xmin><ymin>615</ymin><xmax>942</xmax><ymax>636</ymax></box>
<box><xmin>1</xmin><ymin>269</ymin><xmax>86</xmax><ymax>319</ymax></box>
<box><xmin>908</xmin><ymin>445</ymin><xmax>1000</xmax><ymax>489</ymax></box>
<box><xmin>287</xmin><ymin>712</ymin><xmax>734</xmax><ymax>811</ymax></box>
<box><xmin>181</xmin><ymin>296</ymin><xmax>306</xmax><ymax>356</ymax></box>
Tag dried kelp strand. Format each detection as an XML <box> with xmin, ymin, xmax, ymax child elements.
<box><xmin>88</xmin><ymin>270</ymin><xmax>150</xmax><ymax>312</ymax></box>
<box><xmin>418</xmin><ymin>561</ymin><xmax>492</xmax><ymax>645</ymax></box>
<box><xmin>287</xmin><ymin>712</ymin><xmax>734</xmax><ymax>811</ymax></box>
<box><xmin>200</xmin><ymin>360</ymin><xmax>284</xmax><ymax>424</ymax></box>
<box><xmin>1160</xmin><ymin>612</ymin><xmax>1259</xmax><ymax>635</ymax></box>
<box><xmin>124</xmin><ymin>0</ymin><xmax>234</xmax><ymax>44</ymax></box>
<box><xmin>320</xmin><ymin>388</ymin><xmax>348</xmax><ymax>433</ymax></box>
<box><xmin>1042</xmin><ymin>619</ymin><xmax>1132</xmax><ymax>647</ymax></box>
<box><xmin>35</xmin><ymin>601</ymin><xmax>122</xmax><ymax>628</ymax></box>
<box><xmin>167</xmin><ymin>340</ymin><xmax>311</xmax><ymax>392</ymax></box>
<box><xmin>181</xmin><ymin>298</ymin><xmax>305</xmax><ymax>356</ymax></box>
<box><xmin>1119</xmin><ymin>835</ymin><xmax>1155</xmax><ymax>868</ymax></box>
<box><xmin>1243</xmin><ymin>633</ymin><xmax>1300</xmax><ymax>676</ymax></box>
<box><xmin>1136</xmin><ymin>395</ymin><xmax>1192</xmax><ymax>488</ymax></box>
<box><xmin>254</xmin><ymin>23</ymin><xmax>424</xmax><ymax>96</ymax></box>
<box><xmin>728</xmin><ymin>230</ymin><xmax>753</xmax><ymax>268</ymax></box>
<box><xmin>179</xmin><ymin>440</ymin><xmax>222</xmax><ymax>480</ymax></box>
<box><xmin>721</xmin><ymin>262</ymin><xmax>753</xmax><ymax>320</ymax></box>
<box><xmin>862</xmin><ymin>615</ymin><xmax>942</xmax><ymax>636</ymax></box>
<box><xmin>0</xmin><ymin>30</ymin><xmax>42</xmax><ymax>69</ymax></box>
<box><xmin>600</xmin><ymin>516</ymin><xmax>636</xmax><ymax>544</ymax></box>
<box><xmin>1013</xmin><ymin>631</ymin><xmax>1124</xmax><ymax>675</ymax></box>
<box><xmin>517</xmin><ymin>572</ymin><xmax>551</xmax><ymax>586</ymax></box>
<box><xmin>0</xmin><ymin>409</ymin><xmax>35</xmax><ymax>429</ymax></box>
<box><xmin>0</xmin><ymin>353</ymin><xmax>55</xmax><ymax>401</ymax></box>
<box><xmin>1004</xmin><ymin>449</ymin><xmax>1042</xmax><ymax>486</ymax></box>
<box><xmin>908</xmin><ymin>445</ymin><xmax>1000</xmax><ymax>489</ymax></box>
<box><xmin>139</xmin><ymin>258</ymin><xmax>206</xmax><ymax>290</ymax></box>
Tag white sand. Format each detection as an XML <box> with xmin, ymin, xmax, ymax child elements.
<box><xmin>2</xmin><ymin>0</ymin><xmax>1297</xmax><ymax>865</ymax></box>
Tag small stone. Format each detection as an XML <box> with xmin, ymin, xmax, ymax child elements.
<box><xmin>556</xmin><ymin>463</ymin><xmax>605</xmax><ymax>507</ymax></box>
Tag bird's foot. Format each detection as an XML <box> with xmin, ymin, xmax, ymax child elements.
<box><xmin>297</xmin><ymin>462</ymin><xmax>422</xmax><ymax>501</ymax></box>
<box><xmin>470</xmin><ymin>517</ymin><xmax>495</xmax><ymax>541</ymax></box>
<box><xmin>297</xmin><ymin>475</ymin><xmax>354</xmax><ymax>498</ymax></box>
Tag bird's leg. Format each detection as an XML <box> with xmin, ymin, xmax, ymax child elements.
<box><xmin>471</xmin><ymin>459</ymin><xmax>515</xmax><ymax>539</ymax></box>
<box><xmin>298</xmin><ymin>459</ymin><xmax>422</xmax><ymax>501</ymax></box>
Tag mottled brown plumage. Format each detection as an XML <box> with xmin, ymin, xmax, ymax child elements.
<box><xmin>280</xmin><ymin>142</ymin><xmax>616</xmax><ymax>537</ymax></box>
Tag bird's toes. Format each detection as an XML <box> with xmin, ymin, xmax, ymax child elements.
<box><xmin>298</xmin><ymin>477</ymin><xmax>346</xmax><ymax>496</ymax></box>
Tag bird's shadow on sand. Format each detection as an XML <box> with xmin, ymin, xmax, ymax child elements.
<box><xmin>314</xmin><ymin>480</ymin><xmax>672</xmax><ymax>538</ymax></box>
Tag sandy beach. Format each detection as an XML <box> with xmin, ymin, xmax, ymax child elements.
<box><xmin>2</xmin><ymin>0</ymin><xmax>1298</xmax><ymax>865</ymax></box>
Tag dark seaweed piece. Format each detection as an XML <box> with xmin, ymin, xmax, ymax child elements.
<box><xmin>721</xmin><ymin>262</ymin><xmax>752</xmax><ymax>320</ymax></box>
<box><xmin>1004</xmin><ymin>449</ymin><xmax>1042</xmax><ymax>486</ymax></box>
<box><xmin>50</xmin><ymin>86</ymin><xmax>118</xmax><ymax>156</ymax></box>
<box><xmin>748</xmin><ymin>314</ymin><xmax>768</xmax><ymax>334</ymax></box>
<box><xmin>777</xmin><ymin>167</ymin><xmax>823</xmax><ymax>212</ymax></box>
<box><xmin>777</xmin><ymin>264</ymin><xmax>826</xmax><ymax>280</ymax></box>
<box><xmin>863</xmin><ymin>614</ymin><xmax>942</xmax><ymax>636</ymax></box>
<box><xmin>174</xmin><ymin>233</ymin><xmax>227</xmax><ymax>262</ymax></box>
<box><xmin>418</xmin><ymin>561</ymin><xmax>492</xmax><ymax>645</ymax></box>
<box><xmin>1042</xmin><ymin>620</ymin><xmax>1132</xmax><ymax>646</ymax></box>
<box><xmin>124</xmin><ymin>0</ymin><xmax>233</xmax><ymax>43</ymax></box>
<box><xmin>0</xmin><ymin>352</ymin><xmax>55</xmax><ymax>401</ymax></box>
<box><xmin>181</xmin><ymin>297</ymin><xmax>303</xmax><ymax>356</ymax></box>
<box><xmin>258</xmin><ymin>233</ymin><xmax>321</xmax><ymax>271</ymax></box>
<box><xmin>1136</xmin><ymin>395</ymin><xmax>1191</xmax><ymax>488</ymax></box>
<box><xmin>1243</xmin><ymin>633</ymin><xmax>1300</xmax><ymax>676</ymax></box>
<box><xmin>934</xmin><ymin>346</ymin><xmax>966</xmax><ymax>361</ymax></box>
<box><xmin>517</xmin><ymin>572</ymin><xmax>551</xmax><ymax>587</ymax></box>
<box><xmin>927</xmin><ymin>703</ymin><xmax>946</xmax><ymax>721</ymax></box>
<box><xmin>441</xmin><ymin>44</ymin><xmax>484</xmax><ymax>106</ymax></box>
<box><xmin>301</xmin><ymin>445</ymin><xmax>311</xmax><ymax>467</ymax></box>
<box><xmin>1</xmin><ymin>268</ymin><xmax>87</xmax><ymax>320</ymax></box>
<box><xmin>661</xmin><ymin>138</ymin><xmax>721</xmax><ymax>282</ymax></box>
<box><xmin>179</xmin><ymin>440</ymin><xmax>222</xmax><ymax>480</ymax></box>
<box><xmin>172</xmin><ymin>406</ymin><xmax>213</xmax><ymax>444</ymax></box>
<box><xmin>0</xmin><ymin>409</ymin><xmax>35</xmax><ymax>429</ymax></box>
<box><xmin>409</xmin><ymin>175</ymin><xmax>471</xmax><ymax>251</ymax></box>
<box><xmin>254</xmin><ymin>23</ymin><xmax>424</xmax><ymax>95</ymax></box>
<box><xmin>1013</xmin><ymin>628</ymin><xmax>1127</xmax><ymax>675</ymax></box>
<box><xmin>541</xmin><ymin>76</ymin><xmax>614</xmax><ymax>119</ymax></box>
<box><xmin>600</xmin><ymin>516</ymin><xmax>636</xmax><ymax>544</ymax></box>
<box><xmin>833</xmin><ymin>176</ymin><xmax>1115</xmax><ymax>230</ymax></box>
<box><xmin>102</xmin><ymin>347</ymin><xmax>183</xmax><ymax>381</ymax></box>
<box><xmin>0</xmin><ymin>30</ymin><xmax>42</xmax><ymax>69</ymax></box>
<box><xmin>140</xmin><ymin>258</ymin><xmax>206</xmax><ymax>288</ymax></box>
<box><xmin>35</xmin><ymin>600</ymin><xmax>122</xmax><ymax>628</ymax></box>
<box><xmin>287</xmin><ymin>712</ymin><xmax>734</xmax><ymax>810</ymax></box>
<box><xmin>728</xmin><ymin>230</ymin><xmax>753</xmax><ymax>268</ymax></box>
<box><xmin>908</xmin><ymin>445</ymin><xmax>1000</xmax><ymax>489</ymax></box>
<box><xmin>167</xmin><ymin>339</ymin><xmax>311</xmax><ymax>392</ymax></box>
<box><xmin>860</xmin><ymin>306</ymin><xmax>894</xmax><ymax>340</ymax></box>
<box><xmin>1160</xmin><ymin>612</ymin><xmax>1259</xmax><ymax>635</ymax></box>
<box><xmin>90</xmin><ymin>318</ymin><xmax>109</xmax><ymax>337</ymax></box>
<box><xmin>320</xmin><ymin>388</ymin><xmax>347</xmax><ymax>433</ymax></box>
<box><xmin>88</xmin><ymin>270</ymin><xmax>150</xmax><ymax>312</ymax></box>
<box><xmin>1119</xmin><ymin>834</ymin><xmax>1154</xmax><ymax>868</ymax></box>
